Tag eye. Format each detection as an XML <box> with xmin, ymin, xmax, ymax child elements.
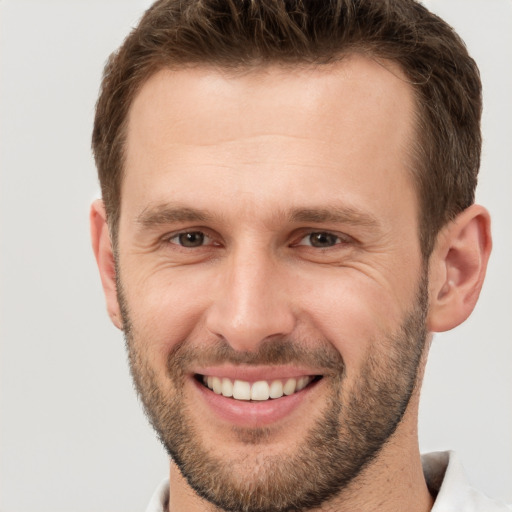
<box><xmin>296</xmin><ymin>232</ymin><xmax>346</xmax><ymax>248</ymax></box>
<box><xmin>168</xmin><ymin>231</ymin><xmax>212</xmax><ymax>248</ymax></box>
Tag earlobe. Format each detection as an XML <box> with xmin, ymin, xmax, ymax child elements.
<box><xmin>427</xmin><ymin>204</ymin><xmax>492</xmax><ymax>333</ymax></box>
<box><xmin>90</xmin><ymin>199</ymin><xmax>123</xmax><ymax>330</ymax></box>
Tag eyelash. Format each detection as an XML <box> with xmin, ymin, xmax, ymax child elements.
<box><xmin>293</xmin><ymin>231</ymin><xmax>351</xmax><ymax>248</ymax></box>
<box><xmin>166</xmin><ymin>231</ymin><xmax>216</xmax><ymax>248</ymax></box>
<box><xmin>165</xmin><ymin>230</ymin><xmax>352</xmax><ymax>249</ymax></box>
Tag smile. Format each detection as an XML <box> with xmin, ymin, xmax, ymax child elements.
<box><xmin>198</xmin><ymin>375</ymin><xmax>321</xmax><ymax>401</ymax></box>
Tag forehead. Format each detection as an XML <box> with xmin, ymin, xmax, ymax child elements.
<box><xmin>127</xmin><ymin>55</ymin><xmax>415</xmax><ymax>147</ymax></box>
<box><xmin>123</xmin><ymin>55</ymin><xmax>417</xmax><ymax>222</ymax></box>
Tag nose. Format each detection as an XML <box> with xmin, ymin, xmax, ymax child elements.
<box><xmin>205</xmin><ymin>246</ymin><xmax>296</xmax><ymax>352</ymax></box>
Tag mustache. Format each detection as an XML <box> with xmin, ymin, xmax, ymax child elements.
<box><xmin>166</xmin><ymin>336</ymin><xmax>345</xmax><ymax>377</ymax></box>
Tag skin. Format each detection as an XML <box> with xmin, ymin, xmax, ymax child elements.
<box><xmin>91</xmin><ymin>54</ymin><xmax>491</xmax><ymax>511</ymax></box>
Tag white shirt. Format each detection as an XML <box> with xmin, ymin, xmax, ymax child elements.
<box><xmin>423</xmin><ymin>451</ymin><xmax>511</xmax><ymax>511</ymax></box>
<box><xmin>145</xmin><ymin>451</ymin><xmax>511</xmax><ymax>512</ymax></box>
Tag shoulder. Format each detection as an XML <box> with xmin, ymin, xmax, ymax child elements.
<box><xmin>422</xmin><ymin>451</ymin><xmax>512</xmax><ymax>512</ymax></box>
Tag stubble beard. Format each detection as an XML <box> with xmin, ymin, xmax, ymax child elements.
<box><xmin>118</xmin><ymin>271</ymin><xmax>428</xmax><ymax>512</ymax></box>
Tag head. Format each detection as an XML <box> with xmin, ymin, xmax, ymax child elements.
<box><xmin>92</xmin><ymin>0</ymin><xmax>482</xmax><ymax>258</ymax></box>
<box><xmin>91</xmin><ymin>2</ymin><xmax>491</xmax><ymax>511</ymax></box>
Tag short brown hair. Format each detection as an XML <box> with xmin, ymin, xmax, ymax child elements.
<box><xmin>92</xmin><ymin>0</ymin><xmax>482</xmax><ymax>257</ymax></box>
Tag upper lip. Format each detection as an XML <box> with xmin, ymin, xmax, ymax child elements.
<box><xmin>192</xmin><ymin>365</ymin><xmax>322</xmax><ymax>382</ymax></box>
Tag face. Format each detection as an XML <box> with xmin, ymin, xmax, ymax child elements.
<box><xmin>116</xmin><ymin>56</ymin><xmax>427</xmax><ymax>511</ymax></box>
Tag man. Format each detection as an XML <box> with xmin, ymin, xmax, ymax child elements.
<box><xmin>90</xmin><ymin>1</ymin><xmax>507</xmax><ymax>511</ymax></box>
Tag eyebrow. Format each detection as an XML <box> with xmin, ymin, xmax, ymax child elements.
<box><xmin>289</xmin><ymin>207</ymin><xmax>380</xmax><ymax>229</ymax></box>
<box><xmin>135</xmin><ymin>203</ymin><xmax>380</xmax><ymax>231</ymax></box>
<box><xmin>136</xmin><ymin>204</ymin><xmax>211</xmax><ymax>228</ymax></box>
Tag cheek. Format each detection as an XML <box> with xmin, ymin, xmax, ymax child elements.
<box><xmin>296</xmin><ymin>270</ymin><xmax>408</xmax><ymax>370</ymax></box>
<box><xmin>122</xmin><ymin>267</ymin><xmax>210</xmax><ymax>364</ymax></box>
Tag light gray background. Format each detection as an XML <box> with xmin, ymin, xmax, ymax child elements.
<box><xmin>1</xmin><ymin>1</ymin><xmax>510</xmax><ymax>511</ymax></box>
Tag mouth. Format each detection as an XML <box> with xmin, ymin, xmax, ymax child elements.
<box><xmin>195</xmin><ymin>374</ymin><xmax>323</xmax><ymax>401</ymax></box>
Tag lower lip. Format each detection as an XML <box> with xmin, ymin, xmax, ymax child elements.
<box><xmin>193</xmin><ymin>377</ymin><xmax>320</xmax><ymax>428</ymax></box>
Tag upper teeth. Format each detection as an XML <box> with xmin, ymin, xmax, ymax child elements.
<box><xmin>203</xmin><ymin>376</ymin><xmax>313</xmax><ymax>401</ymax></box>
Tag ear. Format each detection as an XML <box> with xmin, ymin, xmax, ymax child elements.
<box><xmin>427</xmin><ymin>204</ymin><xmax>492</xmax><ymax>332</ymax></box>
<box><xmin>90</xmin><ymin>199</ymin><xmax>123</xmax><ymax>330</ymax></box>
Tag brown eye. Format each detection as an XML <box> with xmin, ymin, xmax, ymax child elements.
<box><xmin>307</xmin><ymin>232</ymin><xmax>339</xmax><ymax>248</ymax></box>
<box><xmin>170</xmin><ymin>231</ymin><xmax>207</xmax><ymax>247</ymax></box>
